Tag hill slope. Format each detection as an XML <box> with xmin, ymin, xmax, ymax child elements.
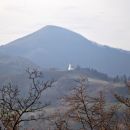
<box><xmin>0</xmin><ymin>25</ymin><xmax>130</xmax><ymax>76</ymax></box>
<box><xmin>0</xmin><ymin>52</ymin><xmax>37</xmax><ymax>76</ymax></box>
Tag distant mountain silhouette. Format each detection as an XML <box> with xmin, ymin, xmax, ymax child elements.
<box><xmin>0</xmin><ymin>25</ymin><xmax>130</xmax><ymax>76</ymax></box>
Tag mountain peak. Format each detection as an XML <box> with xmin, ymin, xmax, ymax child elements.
<box><xmin>39</xmin><ymin>25</ymin><xmax>80</xmax><ymax>35</ymax></box>
<box><xmin>44</xmin><ymin>25</ymin><xmax>64</xmax><ymax>29</ymax></box>
<box><xmin>43</xmin><ymin>25</ymin><xmax>72</xmax><ymax>31</ymax></box>
<box><xmin>0</xmin><ymin>25</ymin><xmax>130</xmax><ymax>76</ymax></box>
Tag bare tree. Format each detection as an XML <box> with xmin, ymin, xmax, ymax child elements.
<box><xmin>61</xmin><ymin>77</ymin><xmax>118</xmax><ymax>130</ymax></box>
<box><xmin>115</xmin><ymin>81</ymin><xmax>130</xmax><ymax>129</ymax></box>
<box><xmin>0</xmin><ymin>68</ymin><xmax>54</xmax><ymax>130</ymax></box>
<box><xmin>92</xmin><ymin>92</ymin><xmax>119</xmax><ymax>130</ymax></box>
<box><xmin>51</xmin><ymin>111</ymin><xmax>72</xmax><ymax>130</ymax></box>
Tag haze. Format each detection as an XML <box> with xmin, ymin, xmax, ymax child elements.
<box><xmin>0</xmin><ymin>0</ymin><xmax>130</xmax><ymax>50</ymax></box>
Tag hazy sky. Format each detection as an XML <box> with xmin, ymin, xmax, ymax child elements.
<box><xmin>0</xmin><ymin>0</ymin><xmax>130</xmax><ymax>50</ymax></box>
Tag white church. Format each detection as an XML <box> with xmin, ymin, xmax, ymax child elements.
<box><xmin>68</xmin><ymin>64</ymin><xmax>75</xmax><ymax>71</ymax></box>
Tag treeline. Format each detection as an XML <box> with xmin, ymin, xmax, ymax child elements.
<box><xmin>0</xmin><ymin>69</ymin><xmax>129</xmax><ymax>130</ymax></box>
<box><xmin>113</xmin><ymin>75</ymin><xmax>130</xmax><ymax>83</ymax></box>
<box><xmin>75</xmin><ymin>66</ymin><xmax>110</xmax><ymax>81</ymax></box>
<box><xmin>75</xmin><ymin>66</ymin><xmax>130</xmax><ymax>83</ymax></box>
